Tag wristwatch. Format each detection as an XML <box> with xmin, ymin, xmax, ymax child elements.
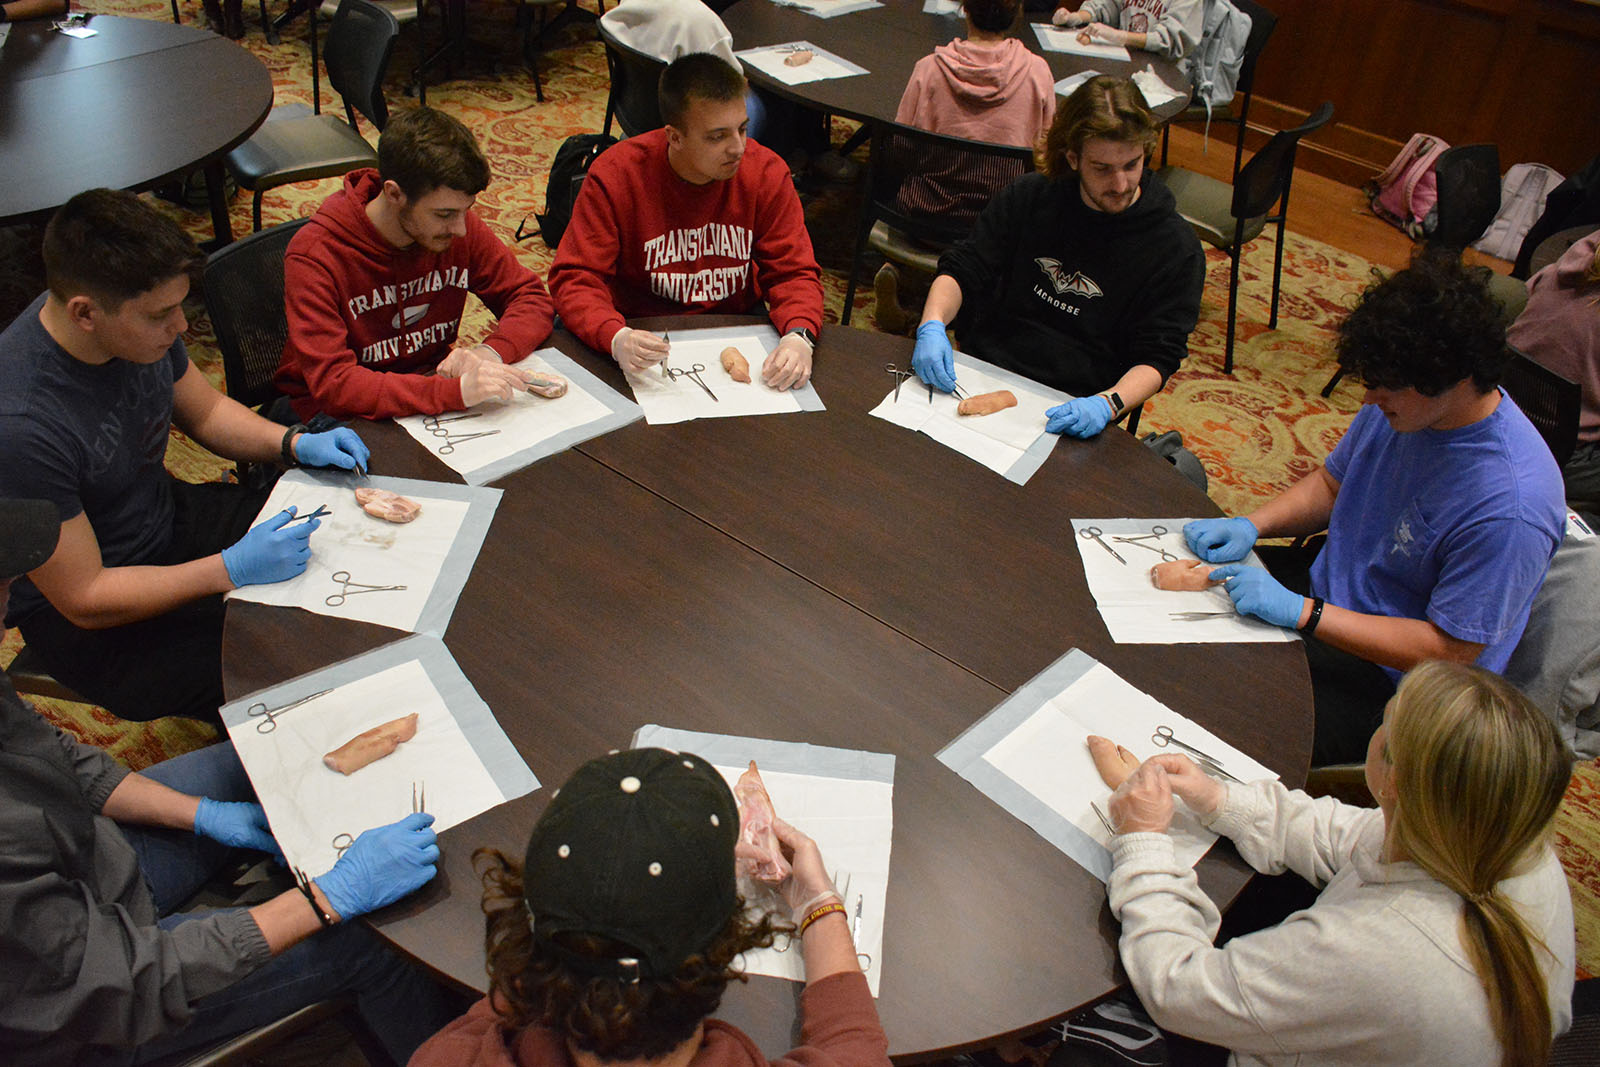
<box><xmin>786</xmin><ymin>327</ymin><xmax>818</xmax><ymax>349</ymax></box>
<box><xmin>1103</xmin><ymin>391</ymin><xmax>1125</xmax><ymax>416</ymax></box>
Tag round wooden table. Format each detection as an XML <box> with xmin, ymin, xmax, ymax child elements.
<box><xmin>223</xmin><ymin>320</ymin><xmax>1312</xmax><ymax>1060</ymax></box>
<box><xmin>0</xmin><ymin>14</ymin><xmax>272</xmax><ymax>243</ymax></box>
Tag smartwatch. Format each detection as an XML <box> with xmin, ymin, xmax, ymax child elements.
<box><xmin>1103</xmin><ymin>391</ymin><xmax>1125</xmax><ymax>416</ymax></box>
<box><xmin>786</xmin><ymin>327</ymin><xmax>818</xmax><ymax>349</ymax></box>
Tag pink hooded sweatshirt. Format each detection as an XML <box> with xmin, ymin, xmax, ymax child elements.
<box><xmin>894</xmin><ymin>37</ymin><xmax>1055</xmax><ymax>148</ymax></box>
<box><xmin>1509</xmin><ymin>228</ymin><xmax>1600</xmax><ymax>444</ymax></box>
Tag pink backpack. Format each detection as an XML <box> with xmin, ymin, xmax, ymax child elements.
<box><xmin>1367</xmin><ymin>133</ymin><xmax>1450</xmax><ymax>239</ymax></box>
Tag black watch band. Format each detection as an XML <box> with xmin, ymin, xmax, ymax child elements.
<box><xmin>281</xmin><ymin>423</ymin><xmax>307</xmax><ymax>468</ymax></box>
<box><xmin>1300</xmin><ymin>596</ymin><xmax>1325</xmax><ymax>635</ymax></box>
<box><xmin>787</xmin><ymin>327</ymin><xmax>818</xmax><ymax>348</ymax></box>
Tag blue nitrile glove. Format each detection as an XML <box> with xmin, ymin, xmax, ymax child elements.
<box><xmin>293</xmin><ymin>427</ymin><xmax>370</xmax><ymax>472</ymax></box>
<box><xmin>314</xmin><ymin>812</ymin><xmax>439</xmax><ymax>921</ymax></box>
<box><xmin>194</xmin><ymin>798</ymin><xmax>285</xmax><ymax>865</ymax></box>
<box><xmin>1183</xmin><ymin>517</ymin><xmax>1258</xmax><ymax>563</ymax></box>
<box><xmin>1045</xmin><ymin>395</ymin><xmax>1115</xmax><ymax>438</ymax></box>
<box><xmin>911</xmin><ymin>320</ymin><xmax>958</xmax><ymax>394</ymax></box>
<box><xmin>1210</xmin><ymin>563</ymin><xmax>1307</xmax><ymax>629</ymax></box>
<box><xmin>221</xmin><ymin>508</ymin><xmax>318</xmax><ymax>587</ymax></box>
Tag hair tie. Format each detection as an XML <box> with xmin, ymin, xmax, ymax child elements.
<box><xmin>1466</xmin><ymin>889</ymin><xmax>1494</xmax><ymax>905</ymax></box>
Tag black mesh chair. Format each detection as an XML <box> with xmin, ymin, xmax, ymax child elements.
<box><xmin>141</xmin><ymin>994</ymin><xmax>395</xmax><ymax>1067</ymax></box>
<box><xmin>841</xmin><ymin>120</ymin><xmax>1035</xmax><ymax>326</ymax></box>
<box><xmin>1158</xmin><ymin>0</ymin><xmax>1278</xmax><ymax>184</ymax></box>
<box><xmin>203</xmin><ymin>217</ymin><xmax>312</xmax><ymax>410</ymax></box>
<box><xmin>224</xmin><ymin>0</ymin><xmax>399</xmax><ymax>232</ymax></box>
<box><xmin>1158</xmin><ymin>101</ymin><xmax>1334</xmax><ymax>373</ymax></box>
<box><xmin>1501</xmin><ymin>344</ymin><xmax>1582</xmax><ymax>468</ymax></box>
<box><xmin>599</xmin><ymin>22</ymin><xmax>666</xmax><ymax>138</ymax></box>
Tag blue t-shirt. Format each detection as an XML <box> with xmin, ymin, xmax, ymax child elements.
<box><xmin>0</xmin><ymin>294</ymin><xmax>188</xmax><ymax>626</ymax></box>
<box><xmin>1311</xmin><ymin>394</ymin><xmax>1565</xmax><ymax>678</ymax></box>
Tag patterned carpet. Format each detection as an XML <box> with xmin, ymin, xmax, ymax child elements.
<box><xmin>3</xmin><ymin>0</ymin><xmax>1596</xmax><ymax>979</ymax></box>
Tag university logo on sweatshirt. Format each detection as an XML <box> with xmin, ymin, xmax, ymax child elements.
<box><xmin>345</xmin><ymin>266</ymin><xmax>471</xmax><ymax>364</ymax></box>
<box><xmin>643</xmin><ymin>222</ymin><xmax>755</xmax><ymax>305</ymax></box>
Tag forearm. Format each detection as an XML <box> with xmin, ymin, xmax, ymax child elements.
<box><xmin>101</xmin><ymin>772</ymin><xmax>202</xmax><ymax>829</ymax></box>
<box><xmin>180</xmin><ymin>395</ymin><xmax>288</xmax><ymax>465</ymax></box>
<box><xmin>0</xmin><ymin>0</ymin><xmax>69</xmax><ymax>19</ymax></box>
<box><xmin>920</xmin><ymin>274</ymin><xmax>964</xmax><ymax>326</ymax></box>
<box><xmin>49</xmin><ymin>555</ymin><xmax>232</xmax><ymax>629</ymax></box>
<box><xmin>800</xmin><ymin>911</ymin><xmax>861</xmax><ymax>983</ymax></box>
<box><xmin>1243</xmin><ymin>468</ymin><xmax>1338</xmax><ymax>540</ymax></box>
<box><xmin>1310</xmin><ymin>605</ymin><xmax>1483</xmax><ymax>672</ymax></box>
<box><xmin>250</xmin><ymin>883</ymin><xmax>337</xmax><ymax>955</ymax></box>
<box><xmin>1105</xmin><ymin>364</ymin><xmax>1164</xmax><ymax>411</ymax></box>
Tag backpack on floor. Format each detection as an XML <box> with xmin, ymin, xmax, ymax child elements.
<box><xmin>1473</xmin><ymin>162</ymin><xmax>1565</xmax><ymax>261</ymax></box>
<box><xmin>521</xmin><ymin>133</ymin><xmax>617</xmax><ymax>249</ymax></box>
<box><xmin>1367</xmin><ymin>133</ymin><xmax>1450</xmax><ymax>239</ymax></box>
<box><xmin>1142</xmin><ymin>430</ymin><xmax>1208</xmax><ymax>493</ymax></box>
<box><xmin>1180</xmin><ymin>0</ymin><xmax>1252</xmax><ymax>112</ymax></box>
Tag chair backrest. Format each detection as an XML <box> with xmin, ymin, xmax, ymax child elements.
<box><xmin>1429</xmin><ymin>143</ymin><xmax>1502</xmax><ymax>253</ymax></box>
<box><xmin>1229</xmin><ymin>100</ymin><xmax>1334</xmax><ymax>221</ymax></box>
<box><xmin>1502</xmin><ymin>344</ymin><xmax>1582</xmax><ymax>467</ymax></box>
<box><xmin>1231</xmin><ymin>0</ymin><xmax>1277</xmax><ymax>99</ymax></box>
<box><xmin>866</xmin><ymin>120</ymin><xmax>1036</xmax><ymax>245</ymax></box>
<box><xmin>203</xmin><ymin>218</ymin><xmax>313</xmax><ymax>410</ymax></box>
<box><xmin>598</xmin><ymin>23</ymin><xmax>666</xmax><ymax>138</ymax></box>
<box><xmin>325</xmin><ymin>0</ymin><xmax>401</xmax><ymax>132</ymax></box>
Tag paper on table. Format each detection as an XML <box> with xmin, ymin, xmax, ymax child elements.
<box><xmin>1071</xmin><ymin>518</ymin><xmax>1298</xmax><ymax>644</ymax></box>
<box><xmin>395</xmin><ymin>348</ymin><xmax>639</xmax><ymax>485</ymax></box>
<box><xmin>225</xmin><ymin>469</ymin><xmax>500</xmax><ymax>635</ymax></box>
<box><xmin>939</xmin><ymin>649</ymin><xmax>1279</xmax><ymax>881</ymax></box>
<box><xmin>632</xmin><ymin>724</ymin><xmax>894</xmax><ymax>997</ymax></box>
<box><xmin>1054</xmin><ymin>69</ymin><xmax>1101</xmax><ymax>96</ymax></box>
<box><xmin>770</xmin><ymin>0</ymin><xmax>883</xmax><ymax>17</ymax></box>
<box><xmin>624</xmin><ymin>325</ymin><xmax>825</xmax><ymax>424</ymax></box>
<box><xmin>1131</xmin><ymin>65</ymin><xmax>1184</xmax><ymax>108</ymax></box>
<box><xmin>868</xmin><ymin>352</ymin><xmax>1067</xmax><ymax>484</ymax></box>
<box><xmin>922</xmin><ymin>0</ymin><xmax>962</xmax><ymax>12</ymax></box>
<box><xmin>1031</xmin><ymin>21</ymin><xmax>1131</xmax><ymax>60</ymax></box>
<box><xmin>735</xmin><ymin>41</ymin><xmax>868</xmax><ymax>85</ymax></box>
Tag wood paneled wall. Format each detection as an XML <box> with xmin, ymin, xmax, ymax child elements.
<box><xmin>1239</xmin><ymin>0</ymin><xmax>1600</xmax><ymax>185</ymax></box>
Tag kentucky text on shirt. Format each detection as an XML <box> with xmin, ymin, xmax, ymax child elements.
<box><xmin>345</xmin><ymin>266</ymin><xmax>473</xmax><ymax>318</ymax></box>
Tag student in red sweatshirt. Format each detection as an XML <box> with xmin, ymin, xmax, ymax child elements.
<box><xmin>548</xmin><ymin>54</ymin><xmax>823</xmax><ymax>391</ymax></box>
<box><xmin>276</xmin><ymin>107</ymin><xmax>555</xmax><ymax>421</ymax></box>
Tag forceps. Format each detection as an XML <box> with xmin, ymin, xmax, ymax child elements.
<box><xmin>1151</xmin><ymin>725</ymin><xmax>1242</xmax><ymax>782</ymax></box>
<box><xmin>282</xmin><ymin>505</ymin><xmax>331</xmax><ymax>526</ymax></box>
<box><xmin>413</xmin><ymin>780</ymin><xmax>427</xmax><ymax>814</ymax></box>
<box><xmin>1078</xmin><ymin>525</ymin><xmax>1126</xmax><ymax>564</ymax></box>
<box><xmin>423</xmin><ymin>412</ymin><xmax>483</xmax><ymax>432</ymax></box>
<box><xmin>835</xmin><ymin>872</ymin><xmax>872</xmax><ymax>969</ymax></box>
<box><xmin>435</xmin><ymin>428</ymin><xmax>501</xmax><ymax>454</ymax></box>
<box><xmin>1112</xmin><ymin>525</ymin><xmax>1178</xmax><ymax>562</ymax></box>
<box><xmin>331</xmin><ymin>832</ymin><xmax>354</xmax><ymax>859</ymax></box>
<box><xmin>665</xmin><ymin>362</ymin><xmax>718</xmax><ymax>402</ymax></box>
<box><xmin>925</xmin><ymin>379</ymin><xmax>968</xmax><ymax>403</ymax></box>
<box><xmin>884</xmin><ymin>362</ymin><xmax>915</xmax><ymax>401</ymax></box>
<box><xmin>326</xmin><ymin>570</ymin><xmax>408</xmax><ymax>606</ymax></box>
<box><xmin>1090</xmin><ymin>800</ymin><xmax>1116</xmax><ymax>836</ymax></box>
<box><xmin>246</xmin><ymin>688</ymin><xmax>333</xmax><ymax>733</ymax></box>
<box><xmin>1169</xmin><ymin>609</ymin><xmax>1235</xmax><ymax>621</ymax></box>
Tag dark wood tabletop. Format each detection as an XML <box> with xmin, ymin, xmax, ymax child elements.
<box><xmin>721</xmin><ymin>0</ymin><xmax>1191</xmax><ymax>125</ymax></box>
<box><xmin>0</xmin><ymin>14</ymin><xmax>272</xmax><ymax>242</ymax></box>
<box><xmin>222</xmin><ymin>321</ymin><xmax>1312</xmax><ymax>1061</ymax></box>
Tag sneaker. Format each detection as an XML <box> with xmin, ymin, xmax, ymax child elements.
<box><xmin>1059</xmin><ymin>998</ymin><xmax>1168</xmax><ymax>1066</ymax></box>
<box><xmin>873</xmin><ymin>263</ymin><xmax>910</xmax><ymax>334</ymax></box>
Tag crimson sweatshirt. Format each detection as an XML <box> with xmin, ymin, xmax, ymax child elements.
<box><xmin>275</xmin><ymin>169</ymin><xmax>555</xmax><ymax>420</ymax></box>
<box><xmin>547</xmin><ymin>130</ymin><xmax>823</xmax><ymax>353</ymax></box>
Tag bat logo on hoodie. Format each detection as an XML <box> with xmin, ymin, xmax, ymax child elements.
<box><xmin>1035</xmin><ymin>259</ymin><xmax>1103</xmax><ymax>299</ymax></box>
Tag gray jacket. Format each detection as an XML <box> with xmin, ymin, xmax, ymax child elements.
<box><xmin>1504</xmin><ymin>521</ymin><xmax>1600</xmax><ymax>759</ymax></box>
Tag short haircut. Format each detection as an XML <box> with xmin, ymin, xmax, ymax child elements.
<box><xmin>964</xmin><ymin>0</ymin><xmax>1020</xmax><ymax>34</ymax></box>
<box><xmin>658</xmin><ymin>53</ymin><xmax>747</xmax><ymax>129</ymax></box>
<box><xmin>376</xmin><ymin>106</ymin><xmax>491</xmax><ymax>200</ymax></box>
<box><xmin>1039</xmin><ymin>75</ymin><xmax>1158</xmax><ymax>179</ymax></box>
<box><xmin>42</xmin><ymin>189</ymin><xmax>203</xmax><ymax>310</ymax></box>
<box><xmin>1336</xmin><ymin>252</ymin><xmax>1510</xmax><ymax>396</ymax></box>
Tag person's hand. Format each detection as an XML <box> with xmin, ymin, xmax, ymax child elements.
<box><xmin>1077</xmin><ymin>21</ymin><xmax>1125</xmax><ymax>45</ymax></box>
<box><xmin>221</xmin><ymin>508</ymin><xmax>317</xmax><ymax>587</ymax></box>
<box><xmin>1182</xmin><ymin>517</ymin><xmax>1257</xmax><ymax>562</ymax></box>
<box><xmin>314</xmin><ymin>812</ymin><xmax>439</xmax><ymax>921</ymax></box>
<box><xmin>1046</xmin><ymin>396</ymin><xmax>1115</xmax><ymax>438</ymax></box>
<box><xmin>292</xmin><ymin>427</ymin><xmax>369</xmax><ymax>472</ymax></box>
<box><xmin>459</xmin><ymin>358</ymin><xmax>531</xmax><ymax>407</ymax></box>
<box><xmin>1146</xmin><ymin>754</ymin><xmax>1227</xmax><ymax>818</ymax></box>
<box><xmin>1209</xmin><ymin>563</ymin><xmax>1307</xmax><ymax>629</ymax></box>
<box><xmin>1108</xmin><ymin>760</ymin><xmax>1175</xmax><ymax>835</ymax></box>
<box><xmin>1052</xmin><ymin>6</ymin><xmax>1087</xmax><ymax>25</ymax></box>
<box><xmin>912</xmin><ymin>321</ymin><xmax>957</xmax><ymax>394</ymax></box>
<box><xmin>762</xmin><ymin>334</ymin><xmax>813</xmax><ymax>391</ymax></box>
<box><xmin>771</xmin><ymin>817</ymin><xmax>838</xmax><ymax>921</ymax></box>
<box><xmin>194</xmin><ymin>798</ymin><xmax>285</xmax><ymax>864</ymax></box>
<box><xmin>610</xmin><ymin>327</ymin><xmax>671</xmax><ymax>375</ymax></box>
<box><xmin>434</xmin><ymin>343</ymin><xmax>497</xmax><ymax>380</ymax></box>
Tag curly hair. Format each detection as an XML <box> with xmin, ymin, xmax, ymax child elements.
<box><xmin>1038</xmin><ymin>75</ymin><xmax>1157</xmax><ymax>179</ymax></box>
<box><xmin>1334</xmin><ymin>252</ymin><xmax>1510</xmax><ymax>396</ymax></box>
<box><xmin>477</xmin><ymin>848</ymin><xmax>786</xmax><ymax>1061</ymax></box>
<box><xmin>963</xmin><ymin>0</ymin><xmax>1021</xmax><ymax>34</ymax></box>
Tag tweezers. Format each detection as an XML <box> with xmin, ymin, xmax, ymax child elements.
<box><xmin>1169</xmin><ymin>610</ymin><xmax>1235</xmax><ymax>620</ymax></box>
<box><xmin>1090</xmin><ymin>801</ymin><xmax>1116</xmax><ymax>835</ymax></box>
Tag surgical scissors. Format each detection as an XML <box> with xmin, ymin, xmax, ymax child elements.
<box><xmin>246</xmin><ymin>688</ymin><xmax>333</xmax><ymax>733</ymax></box>
<box><xmin>1169</xmin><ymin>609</ymin><xmax>1235</xmax><ymax>621</ymax></box>
<box><xmin>1078</xmin><ymin>525</ymin><xmax>1126</xmax><ymax>564</ymax></box>
<box><xmin>884</xmin><ymin>362</ymin><xmax>915</xmax><ymax>401</ymax></box>
<box><xmin>1112</xmin><ymin>525</ymin><xmax>1178</xmax><ymax>562</ymax></box>
<box><xmin>422</xmin><ymin>412</ymin><xmax>484</xmax><ymax>432</ymax></box>
<box><xmin>331</xmin><ymin>832</ymin><xmax>354</xmax><ymax>859</ymax></box>
<box><xmin>282</xmin><ymin>505</ymin><xmax>331</xmax><ymax>526</ymax></box>
<box><xmin>326</xmin><ymin>570</ymin><xmax>408</xmax><ymax>607</ymax></box>
<box><xmin>1151</xmin><ymin>725</ymin><xmax>1242</xmax><ymax>782</ymax></box>
<box><xmin>834</xmin><ymin>871</ymin><xmax>872</xmax><ymax>969</ymax></box>
<box><xmin>665</xmin><ymin>362</ymin><xmax>718</xmax><ymax>401</ymax></box>
<box><xmin>435</xmin><ymin>428</ymin><xmax>501</xmax><ymax>454</ymax></box>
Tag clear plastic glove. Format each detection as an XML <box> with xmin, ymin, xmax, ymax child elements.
<box><xmin>1045</xmin><ymin>395</ymin><xmax>1114</xmax><ymax>438</ymax></box>
<box><xmin>434</xmin><ymin>343</ymin><xmax>499</xmax><ymax>380</ymax></box>
<box><xmin>221</xmin><ymin>508</ymin><xmax>317</xmax><ymax>587</ymax></box>
<box><xmin>762</xmin><ymin>334</ymin><xmax>813</xmax><ymax>391</ymax></box>
<box><xmin>1146</xmin><ymin>754</ymin><xmax>1227</xmax><ymax>818</ymax></box>
<box><xmin>610</xmin><ymin>327</ymin><xmax>670</xmax><ymax>375</ymax></box>
<box><xmin>1108</xmin><ymin>760</ymin><xmax>1175</xmax><ymax>835</ymax></box>
<box><xmin>293</xmin><ymin>427</ymin><xmax>370</xmax><ymax>471</ymax></box>
<box><xmin>1077</xmin><ymin>21</ymin><xmax>1123</xmax><ymax>45</ymax></box>
<box><xmin>459</xmin><ymin>359</ymin><xmax>531</xmax><ymax>407</ymax></box>
<box><xmin>193</xmin><ymin>798</ymin><xmax>285</xmax><ymax>864</ymax></box>
<box><xmin>911</xmin><ymin>320</ymin><xmax>957</xmax><ymax>394</ymax></box>
<box><xmin>771</xmin><ymin>816</ymin><xmax>838</xmax><ymax>921</ymax></box>
<box><xmin>1182</xmin><ymin>516</ymin><xmax>1257</xmax><ymax>563</ymax></box>
<box><xmin>1051</xmin><ymin>5</ymin><xmax>1086</xmax><ymax>24</ymax></box>
<box><xmin>1210</xmin><ymin>563</ymin><xmax>1307</xmax><ymax>629</ymax></box>
<box><xmin>314</xmin><ymin>811</ymin><xmax>439</xmax><ymax>921</ymax></box>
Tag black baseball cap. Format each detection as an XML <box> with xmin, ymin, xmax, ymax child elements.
<box><xmin>0</xmin><ymin>499</ymin><xmax>60</xmax><ymax>581</ymax></box>
<box><xmin>523</xmin><ymin>748</ymin><xmax>739</xmax><ymax>981</ymax></box>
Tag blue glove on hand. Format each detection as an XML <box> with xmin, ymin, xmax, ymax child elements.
<box><xmin>1045</xmin><ymin>395</ymin><xmax>1115</xmax><ymax>438</ymax></box>
<box><xmin>911</xmin><ymin>321</ymin><xmax>958</xmax><ymax>394</ymax></box>
<box><xmin>1182</xmin><ymin>517</ymin><xmax>1258</xmax><ymax>563</ymax></box>
<box><xmin>1210</xmin><ymin>563</ymin><xmax>1307</xmax><ymax>629</ymax></box>
<box><xmin>194</xmin><ymin>798</ymin><xmax>285</xmax><ymax>865</ymax></box>
<box><xmin>293</xmin><ymin>427</ymin><xmax>370</xmax><ymax>472</ymax></box>
<box><xmin>221</xmin><ymin>508</ymin><xmax>317</xmax><ymax>587</ymax></box>
<box><xmin>314</xmin><ymin>812</ymin><xmax>439</xmax><ymax>921</ymax></box>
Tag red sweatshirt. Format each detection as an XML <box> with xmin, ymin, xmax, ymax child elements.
<box><xmin>275</xmin><ymin>169</ymin><xmax>555</xmax><ymax>420</ymax></box>
<box><xmin>547</xmin><ymin>130</ymin><xmax>823</xmax><ymax>353</ymax></box>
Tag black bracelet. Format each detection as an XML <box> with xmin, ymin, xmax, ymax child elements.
<box><xmin>281</xmin><ymin>423</ymin><xmax>307</xmax><ymax>468</ymax></box>
<box><xmin>294</xmin><ymin>867</ymin><xmax>335</xmax><ymax>928</ymax></box>
<box><xmin>1300</xmin><ymin>596</ymin><xmax>1325</xmax><ymax>635</ymax></box>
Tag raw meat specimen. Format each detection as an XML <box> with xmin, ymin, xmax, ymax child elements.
<box><xmin>956</xmin><ymin>390</ymin><xmax>1017</xmax><ymax>416</ymax></box>
<box><xmin>734</xmin><ymin>760</ymin><xmax>791</xmax><ymax>883</ymax></box>
<box><xmin>720</xmin><ymin>346</ymin><xmax>751</xmax><ymax>383</ymax></box>
<box><xmin>525</xmin><ymin>371</ymin><xmax>569</xmax><ymax>398</ymax></box>
<box><xmin>1087</xmin><ymin>735</ymin><xmax>1141</xmax><ymax>790</ymax></box>
<box><xmin>323</xmin><ymin>713</ymin><xmax>419</xmax><ymax>775</ymax></box>
<box><xmin>783</xmin><ymin>48</ymin><xmax>814</xmax><ymax>66</ymax></box>
<box><xmin>354</xmin><ymin>487</ymin><xmax>422</xmax><ymax>524</ymax></box>
<box><xmin>1150</xmin><ymin>559</ymin><xmax>1220</xmax><ymax>591</ymax></box>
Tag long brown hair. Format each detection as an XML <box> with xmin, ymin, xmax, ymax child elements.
<box><xmin>1384</xmin><ymin>662</ymin><xmax>1571</xmax><ymax>1067</ymax></box>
